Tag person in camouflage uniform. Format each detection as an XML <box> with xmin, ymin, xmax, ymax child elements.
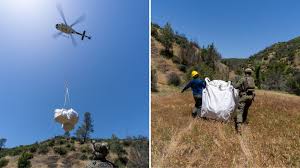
<box><xmin>233</xmin><ymin>68</ymin><xmax>256</xmax><ymax>134</ymax></box>
<box><xmin>86</xmin><ymin>141</ymin><xmax>117</xmax><ymax>168</ymax></box>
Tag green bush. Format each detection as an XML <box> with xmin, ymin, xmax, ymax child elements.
<box><xmin>114</xmin><ymin>157</ymin><xmax>128</xmax><ymax>168</ymax></box>
<box><xmin>8</xmin><ymin>147</ymin><xmax>24</xmax><ymax>156</ymax></box>
<box><xmin>186</xmin><ymin>64</ymin><xmax>215</xmax><ymax>81</ymax></box>
<box><xmin>178</xmin><ymin>64</ymin><xmax>187</xmax><ymax>72</ymax></box>
<box><xmin>167</xmin><ymin>72</ymin><xmax>181</xmax><ymax>86</ymax></box>
<box><xmin>57</xmin><ymin>139</ymin><xmax>67</xmax><ymax>145</ymax></box>
<box><xmin>80</xmin><ymin>145</ymin><xmax>92</xmax><ymax>154</ymax></box>
<box><xmin>80</xmin><ymin>154</ymin><xmax>88</xmax><ymax>160</ymax></box>
<box><xmin>109</xmin><ymin>135</ymin><xmax>127</xmax><ymax>158</ymax></box>
<box><xmin>69</xmin><ymin>145</ymin><xmax>76</xmax><ymax>151</ymax></box>
<box><xmin>70</xmin><ymin>139</ymin><xmax>75</xmax><ymax>144</ymax></box>
<box><xmin>160</xmin><ymin>49</ymin><xmax>173</xmax><ymax>58</ymax></box>
<box><xmin>38</xmin><ymin>145</ymin><xmax>49</xmax><ymax>154</ymax></box>
<box><xmin>48</xmin><ymin>140</ymin><xmax>55</xmax><ymax>147</ymax></box>
<box><xmin>28</xmin><ymin>144</ymin><xmax>38</xmax><ymax>153</ymax></box>
<box><xmin>18</xmin><ymin>152</ymin><xmax>33</xmax><ymax>168</ymax></box>
<box><xmin>171</xmin><ymin>56</ymin><xmax>181</xmax><ymax>64</ymax></box>
<box><xmin>0</xmin><ymin>158</ymin><xmax>9</xmax><ymax>168</ymax></box>
<box><xmin>53</xmin><ymin>147</ymin><xmax>67</xmax><ymax>155</ymax></box>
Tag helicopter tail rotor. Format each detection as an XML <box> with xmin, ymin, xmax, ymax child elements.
<box><xmin>80</xmin><ymin>30</ymin><xmax>91</xmax><ymax>40</ymax></box>
<box><xmin>81</xmin><ymin>31</ymin><xmax>86</xmax><ymax>40</ymax></box>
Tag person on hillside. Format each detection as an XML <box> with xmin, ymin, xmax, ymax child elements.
<box><xmin>233</xmin><ymin>68</ymin><xmax>256</xmax><ymax>135</ymax></box>
<box><xmin>86</xmin><ymin>141</ymin><xmax>117</xmax><ymax>168</ymax></box>
<box><xmin>181</xmin><ymin>70</ymin><xmax>206</xmax><ymax>118</ymax></box>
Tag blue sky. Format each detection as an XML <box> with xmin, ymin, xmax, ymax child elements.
<box><xmin>152</xmin><ymin>0</ymin><xmax>300</xmax><ymax>58</ymax></box>
<box><xmin>0</xmin><ymin>0</ymin><xmax>148</xmax><ymax>147</ymax></box>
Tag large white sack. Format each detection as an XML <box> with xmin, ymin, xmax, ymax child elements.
<box><xmin>54</xmin><ymin>108</ymin><xmax>79</xmax><ymax>131</ymax></box>
<box><xmin>200</xmin><ymin>78</ymin><xmax>238</xmax><ymax>121</ymax></box>
<box><xmin>62</xmin><ymin>122</ymin><xmax>75</xmax><ymax>132</ymax></box>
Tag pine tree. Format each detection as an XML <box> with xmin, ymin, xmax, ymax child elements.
<box><xmin>76</xmin><ymin>112</ymin><xmax>94</xmax><ymax>143</ymax></box>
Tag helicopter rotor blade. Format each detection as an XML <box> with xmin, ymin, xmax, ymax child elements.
<box><xmin>70</xmin><ymin>34</ymin><xmax>77</xmax><ymax>46</ymax></box>
<box><xmin>53</xmin><ymin>32</ymin><xmax>63</xmax><ymax>39</ymax></box>
<box><xmin>53</xmin><ymin>32</ymin><xmax>70</xmax><ymax>39</ymax></box>
<box><xmin>70</xmin><ymin>14</ymin><xmax>86</xmax><ymax>27</ymax></box>
<box><xmin>56</xmin><ymin>4</ymin><xmax>68</xmax><ymax>25</ymax></box>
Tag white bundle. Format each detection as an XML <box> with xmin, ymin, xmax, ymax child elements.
<box><xmin>54</xmin><ymin>108</ymin><xmax>79</xmax><ymax>131</ymax></box>
<box><xmin>201</xmin><ymin>78</ymin><xmax>239</xmax><ymax>121</ymax></box>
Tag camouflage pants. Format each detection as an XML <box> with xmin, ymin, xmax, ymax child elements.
<box><xmin>235</xmin><ymin>96</ymin><xmax>253</xmax><ymax>123</ymax></box>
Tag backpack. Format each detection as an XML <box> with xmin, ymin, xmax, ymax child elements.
<box><xmin>243</xmin><ymin>76</ymin><xmax>255</xmax><ymax>93</ymax></box>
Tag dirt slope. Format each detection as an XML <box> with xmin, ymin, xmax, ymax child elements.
<box><xmin>151</xmin><ymin>89</ymin><xmax>300</xmax><ymax>167</ymax></box>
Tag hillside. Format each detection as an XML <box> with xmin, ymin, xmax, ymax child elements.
<box><xmin>0</xmin><ymin>136</ymin><xmax>148</xmax><ymax>168</ymax></box>
<box><xmin>151</xmin><ymin>89</ymin><xmax>300</xmax><ymax>167</ymax></box>
<box><xmin>151</xmin><ymin>23</ymin><xmax>230</xmax><ymax>92</ymax></box>
<box><xmin>222</xmin><ymin>36</ymin><xmax>300</xmax><ymax>95</ymax></box>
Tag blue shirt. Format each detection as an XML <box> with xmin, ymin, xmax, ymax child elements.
<box><xmin>182</xmin><ymin>79</ymin><xmax>206</xmax><ymax>95</ymax></box>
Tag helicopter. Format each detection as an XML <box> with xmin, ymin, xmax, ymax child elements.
<box><xmin>53</xmin><ymin>5</ymin><xmax>91</xmax><ymax>46</ymax></box>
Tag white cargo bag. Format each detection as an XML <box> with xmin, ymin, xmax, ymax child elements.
<box><xmin>54</xmin><ymin>108</ymin><xmax>79</xmax><ymax>131</ymax></box>
<box><xmin>200</xmin><ymin>78</ymin><xmax>238</xmax><ymax>121</ymax></box>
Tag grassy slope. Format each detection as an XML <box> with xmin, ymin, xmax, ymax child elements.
<box><xmin>151</xmin><ymin>89</ymin><xmax>300</xmax><ymax>167</ymax></box>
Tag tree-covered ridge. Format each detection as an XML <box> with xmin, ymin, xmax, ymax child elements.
<box><xmin>247</xmin><ymin>36</ymin><xmax>300</xmax><ymax>95</ymax></box>
<box><xmin>151</xmin><ymin>22</ymin><xmax>229</xmax><ymax>92</ymax></box>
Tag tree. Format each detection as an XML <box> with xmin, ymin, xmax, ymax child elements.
<box><xmin>18</xmin><ymin>152</ymin><xmax>33</xmax><ymax>168</ymax></box>
<box><xmin>264</xmin><ymin>62</ymin><xmax>287</xmax><ymax>91</ymax></box>
<box><xmin>76</xmin><ymin>112</ymin><xmax>94</xmax><ymax>143</ymax></box>
<box><xmin>201</xmin><ymin>43</ymin><xmax>221</xmax><ymax>70</ymax></box>
<box><xmin>160</xmin><ymin>22</ymin><xmax>174</xmax><ymax>57</ymax></box>
<box><xmin>0</xmin><ymin>138</ymin><xmax>7</xmax><ymax>151</ymax></box>
<box><xmin>64</xmin><ymin>131</ymin><xmax>70</xmax><ymax>138</ymax></box>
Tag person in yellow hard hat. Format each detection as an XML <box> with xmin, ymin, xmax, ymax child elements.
<box><xmin>181</xmin><ymin>70</ymin><xmax>206</xmax><ymax>117</ymax></box>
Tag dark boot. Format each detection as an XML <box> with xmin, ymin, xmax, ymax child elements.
<box><xmin>192</xmin><ymin>108</ymin><xmax>198</xmax><ymax>118</ymax></box>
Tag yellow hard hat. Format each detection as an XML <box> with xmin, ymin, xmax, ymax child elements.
<box><xmin>191</xmin><ymin>70</ymin><xmax>199</xmax><ymax>78</ymax></box>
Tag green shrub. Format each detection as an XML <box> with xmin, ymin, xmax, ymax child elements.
<box><xmin>171</xmin><ymin>56</ymin><xmax>181</xmax><ymax>64</ymax></box>
<box><xmin>69</xmin><ymin>145</ymin><xmax>76</xmax><ymax>151</ymax></box>
<box><xmin>28</xmin><ymin>144</ymin><xmax>38</xmax><ymax>153</ymax></box>
<box><xmin>70</xmin><ymin>139</ymin><xmax>75</xmax><ymax>144</ymax></box>
<box><xmin>167</xmin><ymin>72</ymin><xmax>181</xmax><ymax>86</ymax></box>
<box><xmin>186</xmin><ymin>64</ymin><xmax>215</xmax><ymax>81</ymax></box>
<box><xmin>80</xmin><ymin>145</ymin><xmax>92</xmax><ymax>154</ymax></box>
<box><xmin>57</xmin><ymin>139</ymin><xmax>67</xmax><ymax>145</ymax></box>
<box><xmin>38</xmin><ymin>145</ymin><xmax>49</xmax><ymax>154</ymax></box>
<box><xmin>160</xmin><ymin>49</ymin><xmax>173</xmax><ymax>58</ymax></box>
<box><xmin>109</xmin><ymin>136</ymin><xmax>127</xmax><ymax>157</ymax></box>
<box><xmin>18</xmin><ymin>152</ymin><xmax>33</xmax><ymax>168</ymax></box>
<box><xmin>114</xmin><ymin>157</ymin><xmax>128</xmax><ymax>168</ymax></box>
<box><xmin>0</xmin><ymin>158</ymin><xmax>9</xmax><ymax>168</ymax></box>
<box><xmin>8</xmin><ymin>148</ymin><xmax>23</xmax><ymax>156</ymax></box>
<box><xmin>48</xmin><ymin>140</ymin><xmax>55</xmax><ymax>147</ymax></box>
<box><xmin>80</xmin><ymin>154</ymin><xmax>88</xmax><ymax>160</ymax></box>
<box><xmin>178</xmin><ymin>64</ymin><xmax>187</xmax><ymax>72</ymax></box>
<box><xmin>53</xmin><ymin>147</ymin><xmax>67</xmax><ymax>155</ymax></box>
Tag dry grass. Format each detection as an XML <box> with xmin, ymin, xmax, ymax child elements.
<box><xmin>151</xmin><ymin>89</ymin><xmax>300</xmax><ymax>167</ymax></box>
